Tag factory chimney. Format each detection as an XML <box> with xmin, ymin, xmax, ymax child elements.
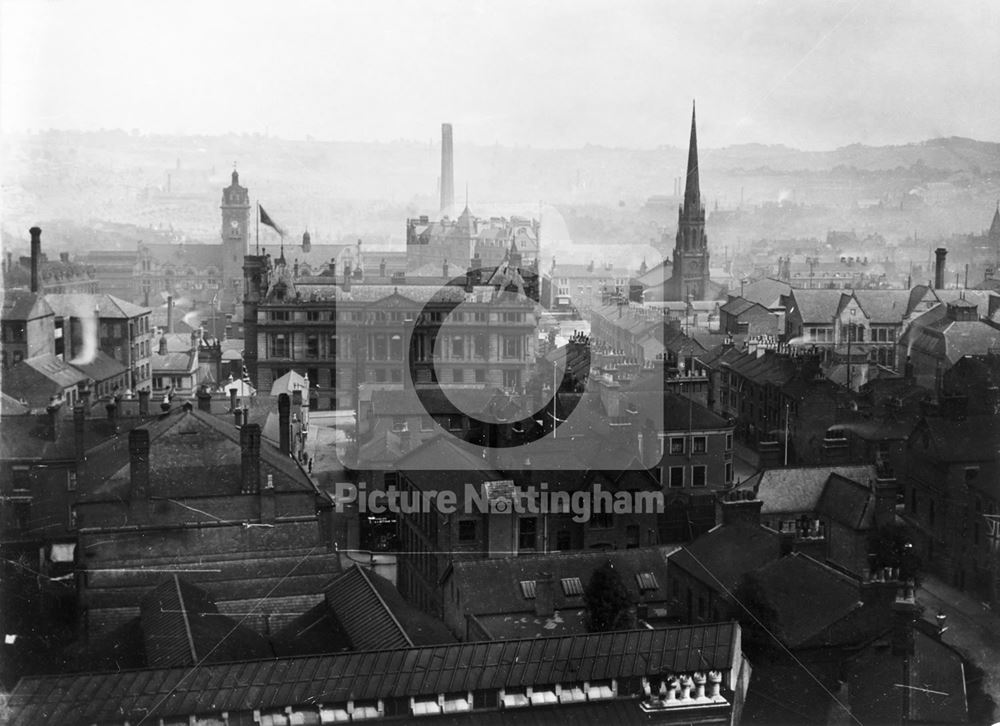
<box><xmin>29</xmin><ymin>227</ymin><xmax>42</xmax><ymax>293</ymax></box>
<box><xmin>934</xmin><ymin>248</ymin><xmax>947</xmax><ymax>290</ymax></box>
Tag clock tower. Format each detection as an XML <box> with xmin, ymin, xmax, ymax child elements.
<box><xmin>221</xmin><ymin>169</ymin><xmax>251</xmax><ymax>299</ymax></box>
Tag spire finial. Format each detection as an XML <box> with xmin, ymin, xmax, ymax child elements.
<box><xmin>683</xmin><ymin>100</ymin><xmax>700</xmax><ymax>212</ymax></box>
<box><xmin>465</xmin><ymin>183</ymin><xmax>469</xmax><ymax>209</ymax></box>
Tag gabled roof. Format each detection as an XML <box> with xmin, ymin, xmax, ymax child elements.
<box><xmin>817</xmin><ymin>473</ymin><xmax>875</xmax><ymax>530</ymax></box>
<box><xmin>139</xmin><ymin>575</ymin><xmax>271</xmax><ymax>668</ymax></box>
<box><xmin>669</xmin><ymin>523</ymin><xmax>783</xmax><ymax>596</ymax></box>
<box><xmin>396</xmin><ymin>433</ymin><xmax>503</xmax><ymax>488</ymax></box>
<box><xmin>151</xmin><ymin>349</ymin><xmax>197</xmax><ymax>374</ymax></box>
<box><xmin>6</xmin><ymin>622</ymin><xmax>740</xmax><ymax>726</ymax></box>
<box><xmin>44</xmin><ymin>292</ymin><xmax>149</xmax><ymax>319</ymax></box>
<box><xmin>323</xmin><ymin>565</ymin><xmax>413</xmax><ymax>650</ymax></box>
<box><xmin>753</xmin><ymin>465</ymin><xmax>876</xmax><ymax>516</ymax></box>
<box><xmin>786</xmin><ymin>289</ymin><xmax>848</xmax><ymax>324</ymax></box>
<box><xmin>847</xmin><ymin>628</ymin><xmax>968</xmax><ymax>723</ymax></box>
<box><xmin>69</xmin><ymin>350</ymin><xmax>127</xmax><ymax>383</ymax></box>
<box><xmin>1</xmin><ymin>290</ymin><xmax>53</xmax><ymax>320</ymax></box>
<box><xmin>2</xmin><ymin>354</ymin><xmax>89</xmax><ymax>407</ymax></box>
<box><xmin>740</xmin><ymin>278</ymin><xmax>791</xmax><ymax>308</ymax></box>
<box><xmin>748</xmin><ymin>553</ymin><xmax>861</xmax><ymax>648</ymax></box>
<box><xmin>80</xmin><ymin>408</ymin><xmax>314</xmax><ymax>500</ymax></box>
<box><xmin>851</xmin><ymin>289</ymin><xmax>911</xmax><ymax>324</ymax></box>
<box><xmin>448</xmin><ymin>547</ymin><xmax>675</xmax><ymax>638</ymax></box>
<box><xmin>911</xmin><ymin>414</ymin><xmax>1000</xmax><ymax>463</ymax></box>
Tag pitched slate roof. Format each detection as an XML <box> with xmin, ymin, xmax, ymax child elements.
<box><xmin>752</xmin><ymin>465</ymin><xmax>876</xmax><ymax>516</ymax></box>
<box><xmin>747</xmin><ymin>553</ymin><xmax>862</xmax><ymax>648</ymax></box>
<box><xmin>139</xmin><ymin>575</ymin><xmax>271</xmax><ymax>668</ymax></box>
<box><xmin>80</xmin><ymin>408</ymin><xmax>314</xmax><ymax>500</ymax></box>
<box><xmin>2</xmin><ymin>354</ymin><xmax>90</xmax><ymax>407</ymax></box>
<box><xmin>69</xmin><ymin>350</ymin><xmax>127</xmax><ymax>383</ymax></box>
<box><xmin>851</xmin><ymin>289</ymin><xmax>912</xmax><ymax>324</ymax></box>
<box><xmin>669</xmin><ymin>524</ymin><xmax>784</xmax><ymax>596</ymax></box>
<box><xmin>323</xmin><ymin>565</ymin><xmax>413</xmax><ymax>650</ymax></box>
<box><xmin>44</xmin><ymin>293</ymin><xmax>150</xmax><ymax>319</ymax></box>
<box><xmin>1</xmin><ymin>290</ymin><xmax>53</xmax><ymax>320</ymax></box>
<box><xmin>6</xmin><ymin>622</ymin><xmax>740</xmax><ymax>726</ymax></box>
<box><xmin>786</xmin><ymin>289</ymin><xmax>847</xmax><ymax>324</ymax></box>
<box><xmin>847</xmin><ymin>628</ymin><xmax>968</xmax><ymax>724</ymax></box>
<box><xmin>448</xmin><ymin>547</ymin><xmax>675</xmax><ymax>638</ymax></box>
<box><xmin>740</xmin><ymin>278</ymin><xmax>791</xmax><ymax>309</ymax></box>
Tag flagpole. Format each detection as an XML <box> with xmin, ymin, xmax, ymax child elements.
<box><xmin>255</xmin><ymin>200</ymin><xmax>260</xmax><ymax>255</ymax></box>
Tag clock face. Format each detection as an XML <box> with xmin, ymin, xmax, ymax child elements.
<box><xmin>230</xmin><ymin>219</ymin><xmax>240</xmax><ymax>230</ymax></box>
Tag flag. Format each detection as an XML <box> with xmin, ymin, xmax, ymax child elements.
<box><xmin>259</xmin><ymin>204</ymin><xmax>285</xmax><ymax>236</ymax></box>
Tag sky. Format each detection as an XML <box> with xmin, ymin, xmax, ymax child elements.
<box><xmin>1</xmin><ymin>0</ymin><xmax>998</xmax><ymax>150</ymax></box>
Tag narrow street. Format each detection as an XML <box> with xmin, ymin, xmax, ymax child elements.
<box><xmin>917</xmin><ymin>575</ymin><xmax>1000</xmax><ymax>721</ymax></box>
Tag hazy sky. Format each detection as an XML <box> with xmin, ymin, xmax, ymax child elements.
<box><xmin>1</xmin><ymin>0</ymin><xmax>998</xmax><ymax>150</ymax></box>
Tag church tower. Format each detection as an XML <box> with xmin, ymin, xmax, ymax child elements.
<box><xmin>670</xmin><ymin>102</ymin><xmax>709</xmax><ymax>301</ymax></box>
<box><xmin>221</xmin><ymin>169</ymin><xmax>251</xmax><ymax>299</ymax></box>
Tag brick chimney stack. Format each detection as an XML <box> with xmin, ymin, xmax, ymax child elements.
<box><xmin>278</xmin><ymin>393</ymin><xmax>291</xmax><ymax>455</ymax></box>
<box><xmin>138</xmin><ymin>389</ymin><xmax>150</xmax><ymax>418</ymax></box>
<box><xmin>128</xmin><ymin>428</ymin><xmax>150</xmax><ymax>521</ymax></box>
<box><xmin>934</xmin><ymin>248</ymin><xmax>947</xmax><ymax>290</ymax></box>
<box><xmin>73</xmin><ymin>403</ymin><xmax>86</xmax><ymax>465</ymax></box>
<box><xmin>716</xmin><ymin>489</ymin><xmax>763</xmax><ymax>528</ymax></box>
<box><xmin>45</xmin><ymin>397</ymin><xmax>63</xmax><ymax>442</ymax></box>
<box><xmin>240</xmin><ymin>423</ymin><xmax>262</xmax><ymax>494</ymax></box>
<box><xmin>167</xmin><ymin>295</ymin><xmax>174</xmax><ymax>334</ymax></box>
<box><xmin>441</xmin><ymin>123</ymin><xmax>454</xmax><ymax>212</ymax></box>
<box><xmin>29</xmin><ymin>227</ymin><xmax>41</xmax><ymax>293</ymax></box>
<box><xmin>535</xmin><ymin>571</ymin><xmax>555</xmax><ymax>617</ymax></box>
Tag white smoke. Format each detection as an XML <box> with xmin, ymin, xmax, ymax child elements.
<box><xmin>69</xmin><ymin>304</ymin><xmax>99</xmax><ymax>366</ymax></box>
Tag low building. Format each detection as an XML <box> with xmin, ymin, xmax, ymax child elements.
<box><xmin>6</xmin><ymin>622</ymin><xmax>751</xmax><ymax>726</ymax></box>
<box><xmin>440</xmin><ymin>546</ymin><xmax>675</xmax><ymax>640</ymax></box>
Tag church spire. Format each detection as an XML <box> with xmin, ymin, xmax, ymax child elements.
<box><xmin>684</xmin><ymin>100</ymin><xmax>700</xmax><ymax>213</ymax></box>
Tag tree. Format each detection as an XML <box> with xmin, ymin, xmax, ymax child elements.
<box><xmin>584</xmin><ymin>561</ymin><xmax>633</xmax><ymax>632</ymax></box>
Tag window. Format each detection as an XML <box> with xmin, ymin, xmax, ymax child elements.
<box><xmin>306</xmin><ymin>335</ymin><xmax>319</xmax><ymax>358</ymax></box>
<box><xmin>391</xmin><ymin>416</ymin><xmax>407</xmax><ymax>432</ymax></box>
<box><xmin>626</xmin><ymin>524</ymin><xmax>640</xmax><ymax>549</ymax></box>
<box><xmin>669</xmin><ymin>466</ymin><xmax>684</xmax><ymax>488</ymax></box>
<box><xmin>693</xmin><ymin>436</ymin><xmax>707</xmax><ymax>453</ymax></box>
<box><xmin>373</xmin><ymin>335</ymin><xmax>387</xmax><ymax>360</ymax></box>
<box><xmin>420</xmin><ymin>416</ymin><xmax>434</xmax><ymax>432</ymax></box>
<box><xmin>519</xmin><ymin>580</ymin><xmax>536</xmax><ymax>599</ymax></box>
<box><xmin>458</xmin><ymin>520</ymin><xmax>477</xmax><ymax>542</ymax></box>
<box><xmin>453</xmin><ymin>368</ymin><xmax>465</xmax><ymax>384</ymax></box>
<box><xmin>502</xmin><ymin>335</ymin><xmax>522</xmax><ymax>359</ymax></box>
<box><xmin>518</xmin><ymin>517</ymin><xmax>537</xmax><ymax>550</ymax></box>
<box><xmin>271</xmin><ymin>334</ymin><xmax>288</xmax><ymax>358</ymax></box>
<box><xmin>561</xmin><ymin>577</ymin><xmax>584</xmax><ymax>596</ymax></box>
<box><xmin>307</xmin><ymin>311</ymin><xmax>320</xmax><ymax>321</ymax></box>
<box><xmin>473</xmin><ymin>690</ymin><xmax>499</xmax><ymax>710</ymax></box>
<box><xmin>389</xmin><ymin>334</ymin><xmax>403</xmax><ymax>360</ymax></box>
<box><xmin>692</xmin><ymin>466</ymin><xmax>707</xmax><ymax>487</ymax></box>
<box><xmin>669</xmin><ymin>437</ymin><xmax>685</xmax><ymax>455</ymax></box>
<box><xmin>726</xmin><ymin>432</ymin><xmax>734</xmax><ymax>450</ymax></box>
<box><xmin>725</xmin><ymin>461</ymin><xmax>733</xmax><ymax>484</ymax></box>
<box><xmin>635</xmin><ymin>572</ymin><xmax>659</xmax><ymax>592</ymax></box>
<box><xmin>269</xmin><ymin>310</ymin><xmax>290</xmax><ymax>322</ymax></box>
<box><xmin>475</xmin><ymin>369</ymin><xmax>486</xmax><ymax>383</ymax></box>
<box><xmin>474</xmin><ymin>334</ymin><xmax>487</xmax><ymax>358</ymax></box>
<box><xmin>503</xmin><ymin>369</ymin><xmax>520</xmax><ymax>389</ymax></box>
<box><xmin>452</xmin><ymin>336</ymin><xmax>464</xmax><ymax>359</ymax></box>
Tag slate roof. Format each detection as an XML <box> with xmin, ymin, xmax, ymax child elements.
<box><xmin>752</xmin><ymin>465</ymin><xmax>876</xmax><ymax>516</ymax></box>
<box><xmin>0</xmin><ymin>392</ymin><xmax>29</xmax><ymax>415</ymax></box>
<box><xmin>79</xmin><ymin>408</ymin><xmax>314</xmax><ymax>500</ymax></box>
<box><xmin>847</xmin><ymin>628</ymin><xmax>968</xmax><ymax>724</ymax></box>
<box><xmin>44</xmin><ymin>293</ymin><xmax>150</xmax><ymax>319</ymax></box>
<box><xmin>448</xmin><ymin>547</ymin><xmax>675</xmax><ymax>638</ymax></box>
<box><xmin>669</xmin><ymin>523</ymin><xmax>784</xmax><ymax>596</ymax></box>
<box><xmin>140</xmin><ymin>242</ymin><xmax>224</xmax><ymax>270</ymax></box>
<box><xmin>151</xmin><ymin>350</ymin><xmax>197</xmax><ymax>374</ymax></box>
<box><xmin>396</xmin><ymin>434</ymin><xmax>505</xmax><ymax>488</ymax></box>
<box><xmin>739</xmin><ymin>278</ymin><xmax>791</xmax><ymax>309</ymax></box>
<box><xmin>323</xmin><ymin>565</ymin><xmax>413</xmax><ymax>650</ymax></box>
<box><xmin>2</xmin><ymin>354</ymin><xmax>90</xmax><ymax>407</ymax></box>
<box><xmin>914</xmin><ymin>414</ymin><xmax>1000</xmax><ymax>463</ymax></box>
<box><xmin>817</xmin><ymin>473</ymin><xmax>875</xmax><ymax>530</ymax></box>
<box><xmin>851</xmin><ymin>289</ymin><xmax>911</xmax><ymax>324</ymax></box>
<box><xmin>1</xmin><ymin>290</ymin><xmax>53</xmax><ymax>320</ymax></box>
<box><xmin>6</xmin><ymin>623</ymin><xmax>740</xmax><ymax>726</ymax></box>
<box><xmin>138</xmin><ymin>575</ymin><xmax>271</xmax><ymax>668</ymax></box>
<box><xmin>786</xmin><ymin>289</ymin><xmax>847</xmax><ymax>324</ymax></box>
<box><xmin>747</xmin><ymin>553</ymin><xmax>861</xmax><ymax>648</ymax></box>
<box><xmin>370</xmin><ymin>387</ymin><xmax>498</xmax><ymax>416</ymax></box>
<box><xmin>69</xmin><ymin>350</ymin><xmax>127</xmax><ymax>383</ymax></box>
